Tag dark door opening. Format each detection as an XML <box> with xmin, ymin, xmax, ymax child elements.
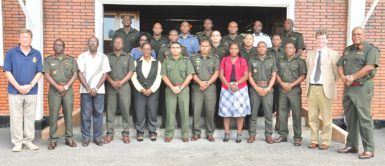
<box><xmin>103</xmin><ymin>5</ymin><xmax>286</xmax><ymax>129</ymax></box>
<box><xmin>104</xmin><ymin>5</ymin><xmax>286</xmax><ymax>52</ymax></box>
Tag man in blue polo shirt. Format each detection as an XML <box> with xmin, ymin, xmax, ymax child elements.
<box><xmin>178</xmin><ymin>21</ymin><xmax>200</xmax><ymax>57</ymax></box>
<box><xmin>4</xmin><ymin>28</ymin><xmax>43</xmax><ymax>152</ymax></box>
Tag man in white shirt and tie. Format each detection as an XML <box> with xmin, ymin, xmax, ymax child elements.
<box><xmin>306</xmin><ymin>29</ymin><xmax>340</xmax><ymax>150</ymax></box>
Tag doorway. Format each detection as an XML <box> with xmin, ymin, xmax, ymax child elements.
<box><xmin>103</xmin><ymin>5</ymin><xmax>286</xmax><ymax>53</ymax></box>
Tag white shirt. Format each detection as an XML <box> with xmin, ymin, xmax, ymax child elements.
<box><xmin>252</xmin><ymin>32</ymin><xmax>272</xmax><ymax>48</ymax></box>
<box><xmin>131</xmin><ymin>56</ymin><xmax>162</xmax><ymax>93</ymax></box>
<box><xmin>77</xmin><ymin>51</ymin><xmax>111</xmax><ymax>94</ymax></box>
<box><xmin>310</xmin><ymin>47</ymin><xmax>327</xmax><ymax>84</ymax></box>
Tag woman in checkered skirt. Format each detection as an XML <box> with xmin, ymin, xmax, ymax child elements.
<box><xmin>218</xmin><ymin>42</ymin><xmax>251</xmax><ymax>143</ymax></box>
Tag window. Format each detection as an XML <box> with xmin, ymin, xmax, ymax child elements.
<box><xmin>102</xmin><ymin>11</ymin><xmax>140</xmax><ymax>53</ymax></box>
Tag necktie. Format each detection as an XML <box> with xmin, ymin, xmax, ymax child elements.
<box><xmin>314</xmin><ymin>51</ymin><xmax>322</xmax><ymax>82</ymax></box>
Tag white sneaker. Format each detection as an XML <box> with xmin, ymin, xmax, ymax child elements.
<box><xmin>12</xmin><ymin>144</ymin><xmax>22</xmax><ymax>152</ymax></box>
<box><xmin>23</xmin><ymin>142</ymin><xmax>39</xmax><ymax>150</ymax></box>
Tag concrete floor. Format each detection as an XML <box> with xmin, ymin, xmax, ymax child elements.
<box><xmin>0</xmin><ymin>117</ymin><xmax>384</xmax><ymax>166</ymax></box>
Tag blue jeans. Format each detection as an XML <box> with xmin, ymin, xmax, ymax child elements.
<box><xmin>81</xmin><ymin>93</ymin><xmax>104</xmax><ymax>141</ymax></box>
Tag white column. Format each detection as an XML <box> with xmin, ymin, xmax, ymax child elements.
<box><xmin>95</xmin><ymin>0</ymin><xmax>104</xmax><ymax>53</ymax></box>
<box><xmin>26</xmin><ymin>0</ymin><xmax>44</xmax><ymax>120</ymax></box>
<box><xmin>347</xmin><ymin>0</ymin><xmax>366</xmax><ymax>46</ymax></box>
<box><xmin>286</xmin><ymin>0</ymin><xmax>295</xmax><ymax>21</ymax></box>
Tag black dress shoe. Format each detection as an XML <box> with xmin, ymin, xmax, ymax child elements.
<box><xmin>337</xmin><ymin>147</ymin><xmax>358</xmax><ymax>153</ymax></box>
<box><xmin>235</xmin><ymin>133</ymin><xmax>242</xmax><ymax>143</ymax></box>
<box><xmin>48</xmin><ymin>142</ymin><xmax>57</xmax><ymax>150</ymax></box>
<box><xmin>182</xmin><ymin>138</ymin><xmax>189</xmax><ymax>143</ymax></box>
<box><xmin>65</xmin><ymin>139</ymin><xmax>77</xmax><ymax>147</ymax></box>
<box><xmin>94</xmin><ymin>139</ymin><xmax>103</xmax><ymax>146</ymax></box>
<box><xmin>273</xmin><ymin>136</ymin><xmax>287</xmax><ymax>143</ymax></box>
<box><xmin>82</xmin><ymin>140</ymin><xmax>90</xmax><ymax>147</ymax></box>
<box><xmin>293</xmin><ymin>139</ymin><xmax>302</xmax><ymax>146</ymax></box>
<box><xmin>223</xmin><ymin>133</ymin><xmax>230</xmax><ymax>142</ymax></box>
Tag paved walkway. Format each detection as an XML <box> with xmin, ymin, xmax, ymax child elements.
<box><xmin>0</xmin><ymin>117</ymin><xmax>384</xmax><ymax>166</ymax></box>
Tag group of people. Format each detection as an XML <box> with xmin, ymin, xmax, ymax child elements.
<box><xmin>4</xmin><ymin>16</ymin><xmax>379</xmax><ymax>159</ymax></box>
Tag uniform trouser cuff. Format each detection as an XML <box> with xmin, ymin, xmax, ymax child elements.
<box><xmin>122</xmin><ymin>131</ymin><xmax>130</xmax><ymax>136</ymax></box>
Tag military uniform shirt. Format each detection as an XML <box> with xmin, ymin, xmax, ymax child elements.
<box><xmin>280</xmin><ymin>31</ymin><xmax>306</xmax><ymax>52</ymax></box>
<box><xmin>240</xmin><ymin>46</ymin><xmax>257</xmax><ymax>62</ymax></box>
<box><xmin>221</xmin><ymin>34</ymin><xmax>244</xmax><ymax>49</ymax></box>
<box><xmin>336</xmin><ymin>42</ymin><xmax>380</xmax><ymax>82</ymax></box>
<box><xmin>113</xmin><ymin>28</ymin><xmax>140</xmax><ymax>53</ymax></box>
<box><xmin>248</xmin><ymin>55</ymin><xmax>277</xmax><ymax>83</ymax></box>
<box><xmin>191</xmin><ymin>53</ymin><xmax>220</xmax><ymax>81</ymax></box>
<box><xmin>150</xmin><ymin>35</ymin><xmax>169</xmax><ymax>55</ymax></box>
<box><xmin>268</xmin><ymin>47</ymin><xmax>285</xmax><ymax>64</ymax></box>
<box><xmin>157</xmin><ymin>44</ymin><xmax>189</xmax><ymax>62</ymax></box>
<box><xmin>161</xmin><ymin>56</ymin><xmax>195</xmax><ymax>85</ymax></box>
<box><xmin>210</xmin><ymin>43</ymin><xmax>228</xmax><ymax>60</ymax></box>
<box><xmin>43</xmin><ymin>54</ymin><xmax>78</xmax><ymax>84</ymax></box>
<box><xmin>196</xmin><ymin>31</ymin><xmax>211</xmax><ymax>43</ymax></box>
<box><xmin>107</xmin><ymin>52</ymin><xmax>135</xmax><ymax>81</ymax></box>
<box><xmin>277</xmin><ymin>56</ymin><xmax>307</xmax><ymax>83</ymax></box>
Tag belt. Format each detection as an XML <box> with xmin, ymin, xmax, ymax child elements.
<box><xmin>350</xmin><ymin>82</ymin><xmax>362</xmax><ymax>86</ymax></box>
<box><xmin>173</xmin><ymin>83</ymin><xmax>183</xmax><ymax>86</ymax></box>
<box><xmin>310</xmin><ymin>83</ymin><xmax>323</xmax><ymax>86</ymax></box>
<box><xmin>256</xmin><ymin>81</ymin><xmax>268</xmax><ymax>85</ymax></box>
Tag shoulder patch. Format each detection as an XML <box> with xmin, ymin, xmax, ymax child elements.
<box><xmin>45</xmin><ymin>55</ymin><xmax>53</xmax><ymax>60</ymax></box>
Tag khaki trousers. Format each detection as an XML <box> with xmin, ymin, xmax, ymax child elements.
<box><xmin>9</xmin><ymin>94</ymin><xmax>37</xmax><ymax>146</ymax></box>
<box><xmin>308</xmin><ymin>86</ymin><xmax>333</xmax><ymax>145</ymax></box>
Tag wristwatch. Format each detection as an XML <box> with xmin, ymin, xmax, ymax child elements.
<box><xmin>64</xmin><ymin>85</ymin><xmax>69</xmax><ymax>90</ymax></box>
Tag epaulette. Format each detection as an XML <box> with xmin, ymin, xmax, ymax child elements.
<box><xmin>45</xmin><ymin>55</ymin><xmax>53</xmax><ymax>60</ymax></box>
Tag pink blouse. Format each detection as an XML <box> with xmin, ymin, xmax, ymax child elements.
<box><xmin>220</xmin><ymin>56</ymin><xmax>248</xmax><ymax>90</ymax></box>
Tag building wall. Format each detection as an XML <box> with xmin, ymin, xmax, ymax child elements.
<box><xmin>295</xmin><ymin>0</ymin><xmax>348</xmax><ymax>119</ymax></box>
<box><xmin>1</xmin><ymin>0</ymin><xmax>384</xmax><ymax>119</ymax></box>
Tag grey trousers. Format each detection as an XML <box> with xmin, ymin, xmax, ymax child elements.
<box><xmin>134</xmin><ymin>90</ymin><xmax>159</xmax><ymax>134</ymax></box>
